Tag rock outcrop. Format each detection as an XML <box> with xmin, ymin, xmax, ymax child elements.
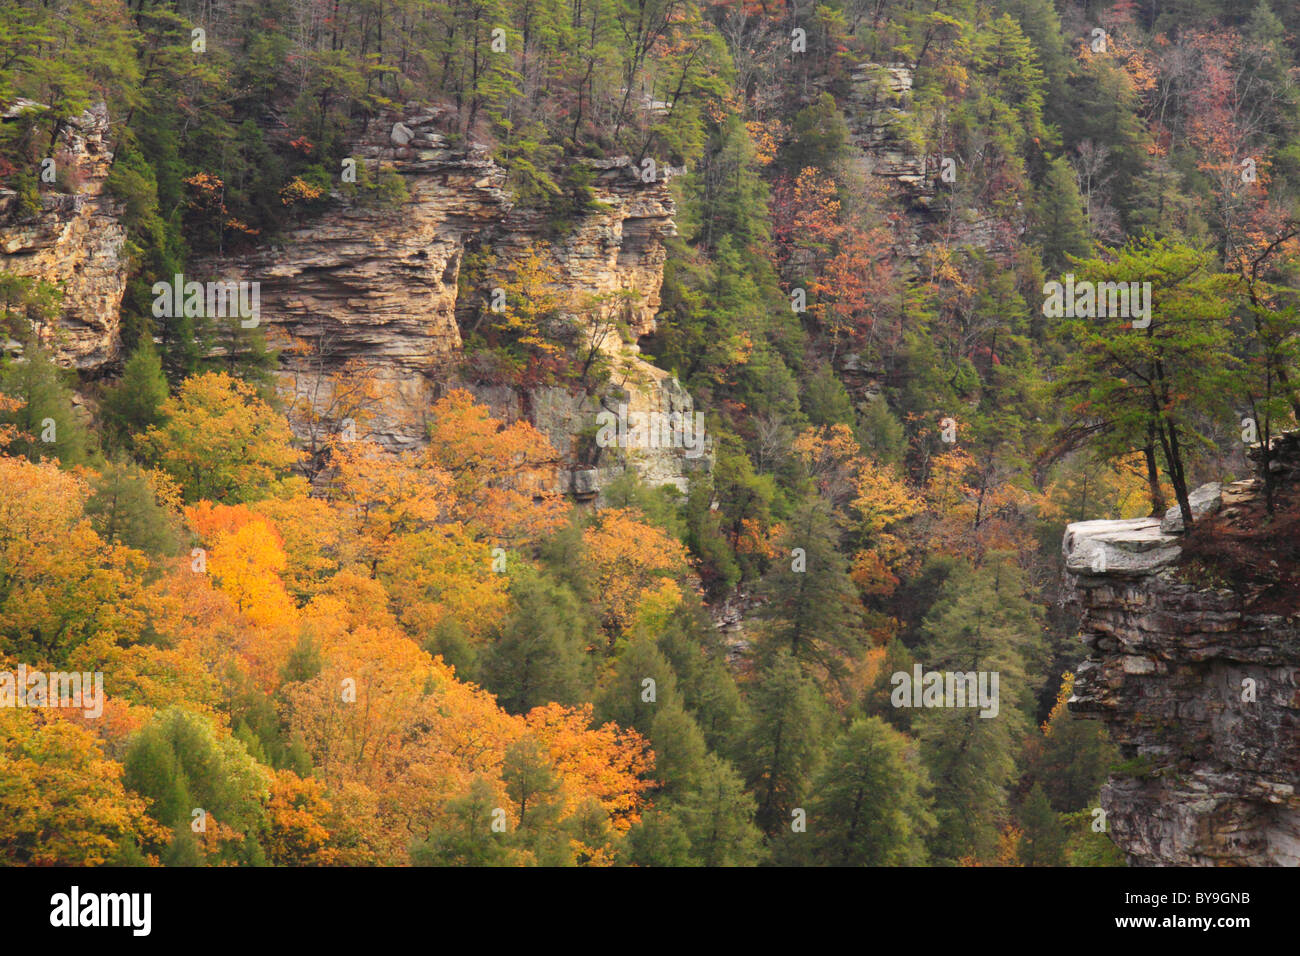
<box><xmin>0</xmin><ymin>99</ymin><xmax>707</xmax><ymax>494</ymax></box>
<box><xmin>190</xmin><ymin>108</ymin><xmax>706</xmax><ymax>491</ymax></box>
<box><xmin>470</xmin><ymin>368</ymin><xmax>709</xmax><ymax>498</ymax></box>
<box><xmin>0</xmin><ymin>101</ymin><xmax>127</xmax><ymax>369</ymax></box>
<box><xmin>842</xmin><ymin>63</ymin><xmax>930</xmax><ymax>208</ymax></box>
<box><xmin>840</xmin><ymin>63</ymin><xmax>1023</xmax><ymax>262</ymax></box>
<box><xmin>1066</xmin><ymin>449</ymin><xmax>1300</xmax><ymax>866</ymax></box>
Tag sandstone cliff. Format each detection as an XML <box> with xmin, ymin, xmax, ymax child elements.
<box><xmin>841</xmin><ymin>63</ymin><xmax>1022</xmax><ymax>262</ymax></box>
<box><xmin>0</xmin><ymin>101</ymin><xmax>126</xmax><ymax>370</ymax></box>
<box><xmin>1</xmin><ymin>102</ymin><xmax>709</xmax><ymax>495</ymax></box>
<box><xmin>200</xmin><ymin>108</ymin><xmax>708</xmax><ymax>493</ymax></box>
<box><xmin>1065</xmin><ymin>438</ymin><xmax>1300</xmax><ymax>865</ymax></box>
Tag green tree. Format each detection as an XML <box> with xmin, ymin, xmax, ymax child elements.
<box><xmin>411</xmin><ymin>778</ymin><xmax>514</xmax><ymax>867</ymax></box>
<box><xmin>482</xmin><ymin>567</ymin><xmax>592</xmax><ymax>713</ymax></box>
<box><xmin>647</xmin><ymin>701</ymin><xmax>709</xmax><ymax>799</ymax></box>
<box><xmin>741</xmin><ymin>649</ymin><xmax>829</xmax><ymax>835</ymax></box>
<box><xmin>1033</xmin><ymin>156</ymin><xmax>1091</xmax><ymax>272</ymax></box>
<box><xmin>596</xmin><ymin>632</ymin><xmax>680</xmax><ymax>736</ymax></box>
<box><xmin>619</xmin><ymin>806</ymin><xmax>694</xmax><ymax>867</ymax></box>
<box><xmin>757</xmin><ymin>499</ymin><xmax>864</xmax><ymax>678</ymax></box>
<box><xmin>84</xmin><ymin>460</ymin><xmax>180</xmax><ymax>558</ymax></box>
<box><xmin>1055</xmin><ymin>238</ymin><xmax>1240</xmax><ymax>527</ymax></box>
<box><xmin>1018</xmin><ymin>782</ymin><xmax>1067</xmax><ymax>866</ymax></box>
<box><xmin>913</xmin><ymin>560</ymin><xmax>1036</xmax><ymax>863</ymax></box>
<box><xmin>677</xmin><ymin>753</ymin><xmax>765</xmax><ymax>866</ymax></box>
<box><xmin>798</xmin><ymin>717</ymin><xmax>934</xmax><ymax>866</ymax></box>
<box><xmin>781</xmin><ymin>93</ymin><xmax>851</xmax><ymax>176</ymax></box>
<box><xmin>0</xmin><ymin>345</ymin><xmax>95</xmax><ymax>466</ymax></box>
<box><xmin>99</xmin><ymin>344</ymin><xmax>169</xmax><ymax>456</ymax></box>
<box><xmin>123</xmin><ymin>706</ymin><xmax>270</xmax><ymax>865</ymax></box>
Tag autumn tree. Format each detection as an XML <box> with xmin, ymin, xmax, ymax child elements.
<box><xmin>0</xmin><ymin>710</ymin><xmax>163</xmax><ymax>866</ymax></box>
<box><xmin>0</xmin><ymin>456</ymin><xmax>146</xmax><ymax>665</ymax></box>
<box><xmin>140</xmin><ymin>372</ymin><xmax>302</xmax><ymax>504</ymax></box>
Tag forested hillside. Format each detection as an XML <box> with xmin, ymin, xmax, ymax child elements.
<box><xmin>2</xmin><ymin>0</ymin><xmax>1299</xmax><ymax>868</ymax></box>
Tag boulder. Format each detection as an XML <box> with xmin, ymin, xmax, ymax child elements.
<box><xmin>1159</xmin><ymin>482</ymin><xmax>1223</xmax><ymax>533</ymax></box>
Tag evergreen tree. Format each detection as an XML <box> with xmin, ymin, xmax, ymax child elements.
<box><xmin>411</xmin><ymin>778</ymin><xmax>514</xmax><ymax>867</ymax></box>
<box><xmin>123</xmin><ymin>706</ymin><xmax>269</xmax><ymax>865</ymax></box>
<box><xmin>595</xmin><ymin>633</ymin><xmax>681</xmax><ymax>736</ymax></box>
<box><xmin>1018</xmin><ymin>782</ymin><xmax>1067</xmax><ymax>866</ymax></box>
<box><xmin>740</xmin><ymin>649</ymin><xmax>829</xmax><ymax>835</ymax></box>
<box><xmin>757</xmin><ymin>499</ymin><xmax>864</xmax><ymax>678</ymax></box>
<box><xmin>620</xmin><ymin>807</ymin><xmax>694</xmax><ymax>867</ymax></box>
<box><xmin>913</xmin><ymin>560</ymin><xmax>1036</xmax><ymax>863</ymax></box>
<box><xmin>482</xmin><ymin>567</ymin><xmax>592</xmax><ymax>713</ymax></box>
<box><xmin>99</xmin><ymin>344</ymin><xmax>169</xmax><ymax>455</ymax></box>
<box><xmin>84</xmin><ymin>460</ymin><xmax>180</xmax><ymax>558</ymax></box>
<box><xmin>1055</xmin><ymin>238</ymin><xmax>1239</xmax><ymax>527</ymax></box>
<box><xmin>1033</xmin><ymin>156</ymin><xmax>1091</xmax><ymax>271</ymax></box>
<box><xmin>647</xmin><ymin>701</ymin><xmax>709</xmax><ymax>799</ymax></box>
<box><xmin>677</xmin><ymin>753</ymin><xmax>765</xmax><ymax>866</ymax></box>
<box><xmin>800</xmin><ymin>717</ymin><xmax>934</xmax><ymax>866</ymax></box>
<box><xmin>0</xmin><ymin>346</ymin><xmax>96</xmax><ymax>466</ymax></box>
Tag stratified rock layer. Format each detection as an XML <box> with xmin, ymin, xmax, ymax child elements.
<box><xmin>840</xmin><ymin>63</ymin><xmax>1022</xmax><ymax>261</ymax></box>
<box><xmin>197</xmin><ymin>109</ymin><xmax>705</xmax><ymax>490</ymax></box>
<box><xmin>0</xmin><ymin>102</ymin><xmax>127</xmax><ymax>369</ymax></box>
<box><xmin>1066</xmin><ymin>468</ymin><xmax>1300</xmax><ymax>866</ymax></box>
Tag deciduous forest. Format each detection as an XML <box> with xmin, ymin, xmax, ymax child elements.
<box><xmin>1</xmin><ymin>0</ymin><xmax>1299</xmax><ymax>870</ymax></box>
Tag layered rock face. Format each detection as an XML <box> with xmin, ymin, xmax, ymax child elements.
<box><xmin>1065</xmin><ymin>452</ymin><xmax>1300</xmax><ymax>866</ymax></box>
<box><xmin>0</xmin><ymin>102</ymin><xmax>127</xmax><ymax>369</ymax></box>
<box><xmin>470</xmin><ymin>369</ymin><xmax>709</xmax><ymax>497</ymax></box>
<box><xmin>1</xmin><ymin>100</ymin><xmax>707</xmax><ymax>493</ymax></box>
<box><xmin>843</xmin><ymin>62</ymin><xmax>930</xmax><ymax>206</ymax></box>
<box><xmin>841</xmin><ymin>63</ymin><xmax>1022</xmax><ymax>261</ymax></box>
<box><xmin>196</xmin><ymin>109</ymin><xmax>707</xmax><ymax>490</ymax></box>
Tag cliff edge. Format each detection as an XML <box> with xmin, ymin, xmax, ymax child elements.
<box><xmin>1065</xmin><ymin>436</ymin><xmax>1300</xmax><ymax>865</ymax></box>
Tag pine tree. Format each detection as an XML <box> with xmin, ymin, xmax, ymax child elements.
<box><xmin>84</xmin><ymin>460</ymin><xmax>180</xmax><ymax>558</ymax></box>
<box><xmin>595</xmin><ymin>633</ymin><xmax>681</xmax><ymax>736</ymax></box>
<box><xmin>620</xmin><ymin>807</ymin><xmax>695</xmax><ymax>867</ymax></box>
<box><xmin>647</xmin><ymin>701</ymin><xmax>709</xmax><ymax>799</ymax></box>
<box><xmin>677</xmin><ymin>753</ymin><xmax>765</xmax><ymax>866</ymax></box>
<box><xmin>482</xmin><ymin>567</ymin><xmax>592</xmax><ymax>713</ymax></box>
<box><xmin>411</xmin><ymin>778</ymin><xmax>514</xmax><ymax>867</ymax></box>
<box><xmin>1033</xmin><ymin>156</ymin><xmax>1090</xmax><ymax>271</ymax></box>
<box><xmin>0</xmin><ymin>345</ymin><xmax>96</xmax><ymax>466</ymax></box>
<box><xmin>99</xmin><ymin>344</ymin><xmax>169</xmax><ymax>455</ymax></box>
<box><xmin>757</xmin><ymin>499</ymin><xmax>864</xmax><ymax>678</ymax></box>
<box><xmin>740</xmin><ymin>649</ymin><xmax>830</xmax><ymax>835</ymax></box>
<box><xmin>799</xmin><ymin>717</ymin><xmax>934</xmax><ymax>866</ymax></box>
<box><xmin>1018</xmin><ymin>782</ymin><xmax>1067</xmax><ymax>866</ymax></box>
<box><xmin>913</xmin><ymin>560</ymin><xmax>1037</xmax><ymax>863</ymax></box>
<box><xmin>1055</xmin><ymin>238</ymin><xmax>1240</xmax><ymax>527</ymax></box>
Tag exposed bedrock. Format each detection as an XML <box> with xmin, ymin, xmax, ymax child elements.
<box><xmin>1065</xmin><ymin>443</ymin><xmax>1300</xmax><ymax>866</ymax></box>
